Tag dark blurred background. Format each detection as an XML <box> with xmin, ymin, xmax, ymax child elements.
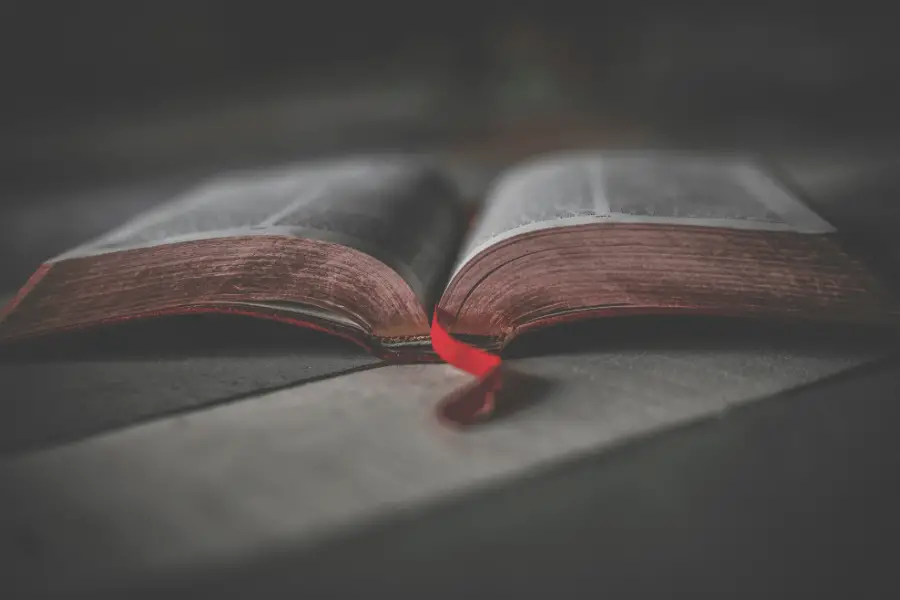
<box><xmin>2</xmin><ymin>1</ymin><xmax>900</xmax><ymax>289</ymax></box>
<box><xmin>4</xmin><ymin>6</ymin><xmax>900</xmax><ymax>597</ymax></box>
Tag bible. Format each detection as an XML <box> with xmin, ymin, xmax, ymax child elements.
<box><xmin>2</xmin><ymin>152</ymin><xmax>899</xmax><ymax>360</ymax></box>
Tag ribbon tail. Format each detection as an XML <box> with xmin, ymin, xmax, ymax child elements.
<box><xmin>431</xmin><ymin>308</ymin><xmax>503</xmax><ymax>427</ymax></box>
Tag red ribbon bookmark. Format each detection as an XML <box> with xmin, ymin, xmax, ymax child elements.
<box><xmin>431</xmin><ymin>308</ymin><xmax>503</xmax><ymax>427</ymax></box>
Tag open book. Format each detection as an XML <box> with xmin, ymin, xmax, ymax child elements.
<box><xmin>2</xmin><ymin>152</ymin><xmax>899</xmax><ymax>359</ymax></box>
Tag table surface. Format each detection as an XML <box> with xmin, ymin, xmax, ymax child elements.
<box><xmin>2</xmin><ymin>152</ymin><xmax>900</xmax><ymax>598</ymax></box>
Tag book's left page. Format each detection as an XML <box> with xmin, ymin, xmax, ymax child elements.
<box><xmin>0</xmin><ymin>157</ymin><xmax>467</xmax><ymax>357</ymax></box>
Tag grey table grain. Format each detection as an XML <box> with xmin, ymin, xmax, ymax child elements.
<box><xmin>1</xmin><ymin>327</ymin><xmax>890</xmax><ymax>596</ymax></box>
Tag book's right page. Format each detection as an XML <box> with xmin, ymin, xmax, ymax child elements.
<box><xmin>440</xmin><ymin>152</ymin><xmax>899</xmax><ymax>341</ymax></box>
<box><xmin>454</xmin><ymin>152</ymin><xmax>834</xmax><ymax>273</ymax></box>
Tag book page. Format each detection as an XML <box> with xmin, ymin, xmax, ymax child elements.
<box><xmin>454</xmin><ymin>152</ymin><xmax>835</xmax><ymax>273</ymax></box>
<box><xmin>59</xmin><ymin>157</ymin><xmax>466</xmax><ymax>302</ymax></box>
